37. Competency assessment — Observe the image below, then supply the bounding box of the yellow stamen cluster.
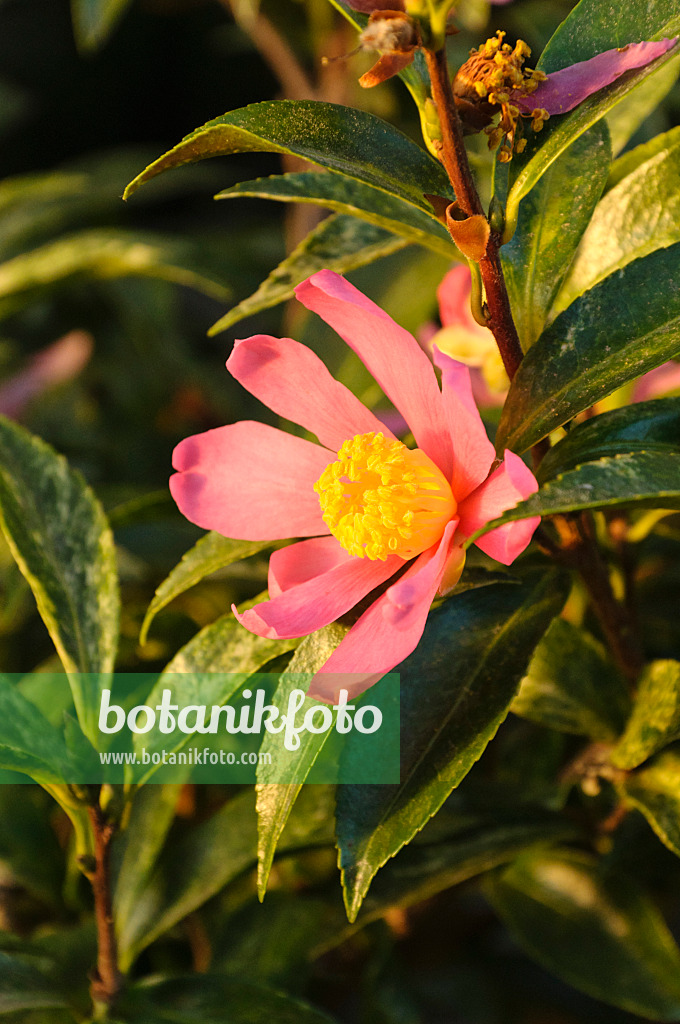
[314,431,456,561]
[453,31,549,161]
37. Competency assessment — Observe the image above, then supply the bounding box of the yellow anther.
[314,432,456,561]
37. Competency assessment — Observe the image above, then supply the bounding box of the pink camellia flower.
[170,270,539,701]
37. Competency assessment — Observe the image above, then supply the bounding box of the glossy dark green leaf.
[70,0,133,52]
[511,618,630,740]
[468,454,680,551]
[556,126,680,312]
[114,975,336,1024]
[351,789,578,931]
[216,172,454,257]
[496,244,680,453]
[538,398,680,482]
[140,533,274,645]
[256,624,347,899]
[486,848,680,1019]
[0,417,119,746]
[209,214,408,334]
[0,678,72,785]
[336,570,569,921]
[502,0,680,223]
[502,122,610,348]
[620,751,680,858]
[123,100,452,211]
[0,230,231,321]
[0,950,68,1013]
[612,660,680,769]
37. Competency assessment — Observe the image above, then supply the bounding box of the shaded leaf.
[209,214,408,334]
[511,618,630,740]
[123,100,453,212]
[612,660,680,769]
[502,122,610,348]
[0,950,68,1013]
[620,751,680,858]
[336,570,569,921]
[114,974,336,1024]
[216,171,454,257]
[486,848,680,1019]
[256,624,347,899]
[0,417,119,746]
[496,244,680,453]
[0,230,231,321]
[70,0,133,52]
[537,397,680,482]
[556,126,680,313]
[140,533,273,645]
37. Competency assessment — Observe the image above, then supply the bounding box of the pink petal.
[295,270,453,479]
[234,551,403,640]
[268,536,352,598]
[457,450,539,564]
[632,360,680,402]
[170,421,332,540]
[308,519,457,702]
[515,38,678,115]
[433,349,495,501]
[227,335,393,452]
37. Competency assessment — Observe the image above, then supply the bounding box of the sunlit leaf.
[612,660,680,769]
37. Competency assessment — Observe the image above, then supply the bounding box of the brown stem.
[424,46,524,380]
[88,805,122,1011]
[553,513,645,682]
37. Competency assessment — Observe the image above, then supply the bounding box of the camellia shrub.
[1,0,680,1021]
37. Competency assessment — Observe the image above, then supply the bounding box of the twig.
[423,46,524,381]
[87,805,122,1013]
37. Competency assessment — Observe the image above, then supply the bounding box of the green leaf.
[113,784,183,952]
[140,533,273,645]
[0,417,119,746]
[133,607,300,783]
[537,397,680,482]
[70,0,133,52]
[350,788,578,931]
[0,677,73,785]
[0,950,68,1013]
[118,784,334,968]
[114,975,336,1024]
[502,122,611,348]
[0,230,231,321]
[619,751,680,858]
[556,126,680,313]
[612,660,680,769]
[336,569,569,921]
[467,454,680,551]
[216,172,454,258]
[537,0,680,71]
[495,244,680,453]
[256,624,347,900]
[485,848,680,1019]
[605,54,680,156]
[511,619,631,740]
[501,0,680,232]
[123,100,453,212]
[209,214,408,334]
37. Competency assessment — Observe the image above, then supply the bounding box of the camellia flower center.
[314,431,456,561]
